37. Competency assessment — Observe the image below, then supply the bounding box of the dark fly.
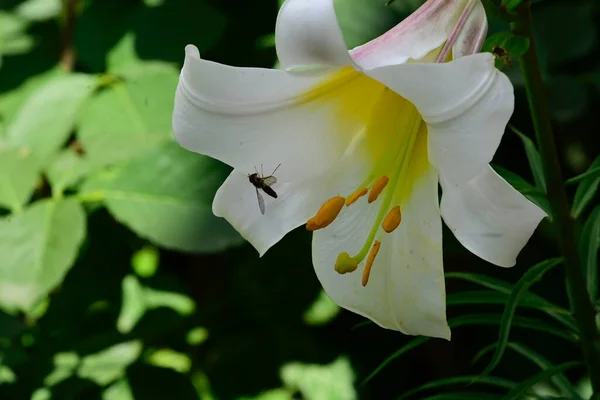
[248,164,281,215]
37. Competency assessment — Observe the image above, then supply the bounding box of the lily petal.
[350,0,470,69]
[275,0,354,70]
[365,53,514,185]
[312,166,449,339]
[452,0,487,58]
[173,45,366,182]
[441,166,547,267]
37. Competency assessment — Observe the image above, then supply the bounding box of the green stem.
[511,1,600,393]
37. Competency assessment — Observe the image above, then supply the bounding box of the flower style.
[172,0,546,339]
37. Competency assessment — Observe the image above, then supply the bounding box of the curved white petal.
[312,166,449,339]
[213,135,372,255]
[173,45,366,182]
[452,0,487,59]
[275,0,354,70]
[441,166,547,268]
[365,53,514,185]
[350,0,470,69]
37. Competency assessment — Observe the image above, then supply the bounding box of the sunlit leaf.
[422,393,502,400]
[478,258,562,378]
[445,272,576,330]
[0,365,16,384]
[146,349,191,373]
[572,156,600,219]
[103,378,134,400]
[45,148,91,194]
[0,198,86,312]
[396,375,515,400]
[281,357,356,400]
[7,74,97,164]
[80,141,243,253]
[503,362,582,400]
[473,342,581,399]
[131,245,159,278]
[77,341,142,386]
[509,124,546,192]
[186,327,209,346]
[43,352,80,387]
[303,290,341,326]
[15,0,61,21]
[0,145,39,212]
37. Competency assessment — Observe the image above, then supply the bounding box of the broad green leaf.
[15,0,61,21]
[333,0,398,48]
[445,272,576,330]
[482,31,530,70]
[0,198,86,312]
[7,74,97,164]
[492,165,550,215]
[303,290,341,326]
[503,362,583,400]
[45,148,91,194]
[107,32,142,73]
[44,352,80,387]
[362,313,574,384]
[580,206,600,301]
[77,341,142,386]
[572,156,600,219]
[478,258,562,379]
[473,342,581,399]
[0,145,39,212]
[397,375,516,400]
[103,379,134,400]
[509,125,546,192]
[280,357,356,400]
[78,63,178,169]
[0,12,34,66]
[80,141,244,253]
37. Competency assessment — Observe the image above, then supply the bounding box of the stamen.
[382,206,402,233]
[306,196,345,231]
[362,240,381,287]
[346,187,368,206]
[368,176,389,203]
[334,252,359,274]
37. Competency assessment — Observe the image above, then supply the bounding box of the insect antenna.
[270,163,281,176]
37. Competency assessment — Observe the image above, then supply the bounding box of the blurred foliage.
[0,0,599,399]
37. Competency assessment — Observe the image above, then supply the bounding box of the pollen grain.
[362,240,381,287]
[306,196,345,231]
[368,176,389,203]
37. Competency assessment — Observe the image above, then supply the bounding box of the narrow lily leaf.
[422,393,502,400]
[477,258,562,379]
[566,166,600,186]
[509,124,546,192]
[445,272,576,330]
[572,156,600,219]
[362,313,574,385]
[579,206,600,301]
[503,362,582,400]
[396,376,516,400]
[447,290,564,313]
[473,342,581,400]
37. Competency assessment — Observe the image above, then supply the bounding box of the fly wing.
[262,176,277,186]
[256,188,265,215]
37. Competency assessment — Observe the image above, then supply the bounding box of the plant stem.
[60,0,78,71]
[512,1,600,393]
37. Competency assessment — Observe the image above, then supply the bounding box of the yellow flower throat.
[302,68,430,286]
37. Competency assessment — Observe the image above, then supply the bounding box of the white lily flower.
[172,0,546,339]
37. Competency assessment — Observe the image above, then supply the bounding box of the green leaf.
[333,0,398,48]
[0,12,34,66]
[572,156,600,219]
[445,272,576,330]
[78,63,178,169]
[509,124,546,192]
[0,145,40,212]
[473,342,582,400]
[15,0,62,21]
[303,290,341,326]
[478,258,562,379]
[503,362,582,400]
[423,393,502,400]
[566,166,600,186]
[396,375,516,400]
[7,74,97,165]
[77,341,143,386]
[103,379,134,400]
[482,31,530,70]
[80,141,243,253]
[280,357,356,400]
[492,165,550,215]
[362,313,573,385]
[45,148,91,194]
[0,198,86,312]
[580,206,600,301]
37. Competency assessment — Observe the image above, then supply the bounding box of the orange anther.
[346,187,368,206]
[368,176,389,203]
[382,206,402,233]
[362,240,381,287]
[306,196,345,231]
